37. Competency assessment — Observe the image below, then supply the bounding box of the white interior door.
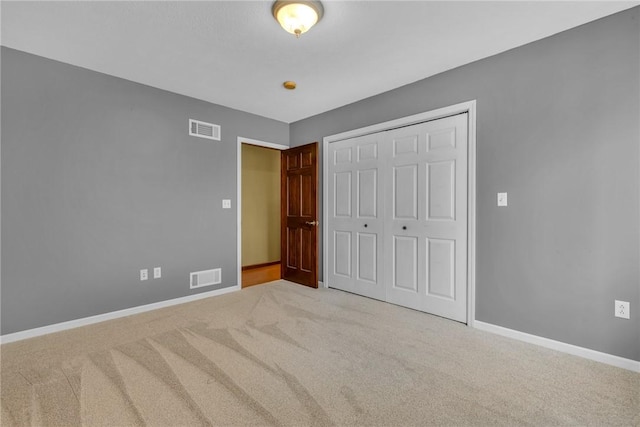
[327,112,468,323]
[384,114,468,322]
[327,133,385,300]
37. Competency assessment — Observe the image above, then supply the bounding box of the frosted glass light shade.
[272,1,324,38]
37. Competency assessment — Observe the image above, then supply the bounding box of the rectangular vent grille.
[190,268,222,289]
[189,119,221,141]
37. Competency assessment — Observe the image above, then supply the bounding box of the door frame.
[322,100,477,326]
[236,137,289,289]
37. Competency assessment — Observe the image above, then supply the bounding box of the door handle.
[305,221,319,226]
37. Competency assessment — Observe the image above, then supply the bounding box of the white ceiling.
[2,1,638,123]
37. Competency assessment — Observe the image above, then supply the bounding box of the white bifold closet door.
[328,113,468,323]
[327,132,386,301]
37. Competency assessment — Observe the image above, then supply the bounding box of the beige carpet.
[1,280,638,426]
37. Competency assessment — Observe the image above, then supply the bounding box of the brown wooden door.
[281,142,318,288]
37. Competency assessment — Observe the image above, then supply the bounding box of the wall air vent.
[190,268,222,289]
[189,119,221,141]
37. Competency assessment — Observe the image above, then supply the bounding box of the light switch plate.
[140,269,148,281]
[153,267,161,279]
[497,192,508,207]
[222,199,231,209]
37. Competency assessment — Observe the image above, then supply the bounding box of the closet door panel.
[385,114,468,322]
[426,238,456,300]
[427,160,456,221]
[334,171,352,217]
[327,133,385,300]
[357,169,377,218]
[333,231,352,278]
[392,236,418,293]
[393,165,418,220]
[421,114,467,321]
[357,232,377,283]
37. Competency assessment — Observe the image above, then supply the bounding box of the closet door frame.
[322,100,477,326]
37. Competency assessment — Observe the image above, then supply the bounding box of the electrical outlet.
[614,300,630,319]
[154,267,162,279]
[222,199,231,209]
[140,269,148,281]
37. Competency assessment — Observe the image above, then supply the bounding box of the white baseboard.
[0,285,240,345]
[474,320,640,373]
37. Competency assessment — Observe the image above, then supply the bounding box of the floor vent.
[189,119,221,141]
[190,268,222,289]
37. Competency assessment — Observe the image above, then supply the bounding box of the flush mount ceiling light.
[272,1,324,38]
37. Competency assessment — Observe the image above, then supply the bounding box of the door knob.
[364,224,368,228]
[305,221,319,226]
[402,226,407,230]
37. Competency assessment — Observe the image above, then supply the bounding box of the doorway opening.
[241,143,281,287]
[238,138,288,288]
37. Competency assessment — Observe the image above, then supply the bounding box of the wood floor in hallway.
[242,262,281,288]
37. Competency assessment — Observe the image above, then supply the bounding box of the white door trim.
[236,137,289,288]
[322,100,477,326]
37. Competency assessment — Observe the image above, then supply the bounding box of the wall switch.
[222,199,231,209]
[497,192,508,207]
[614,300,630,319]
[153,267,162,279]
[140,269,148,281]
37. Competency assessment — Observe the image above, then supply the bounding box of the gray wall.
[290,8,639,361]
[2,8,638,362]
[1,47,289,335]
